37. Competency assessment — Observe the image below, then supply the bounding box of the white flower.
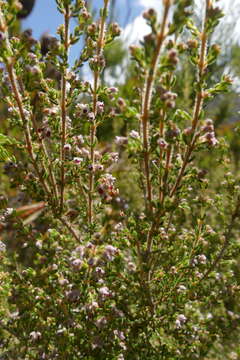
[73,157,83,164]
[197,254,207,264]
[96,101,104,113]
[115,136,128,145]
[0,241,6,252]
[129,130,140,139]
[114,222,123,231]
[206,313,213,320]
[5,208,13,216]
[77,147,90,158]
[99,286,111,298]
[58,278,69,286]
[75,245,85,258]
[86,301,99,312]
[103,245,119,262]
[95,267,105,277]
[105,245,118,255]
[71,258,82,270]
[76,103,89,115]
[30,331,41,341]
[177,284,187,293]
[114,329,125,340]
[104,173,116,184]
[175,314,187,328]
[109,152,119,163]
[75,134,84,145]
[36,240,42,249]
[64,143,71,151]
[178,314,187,323]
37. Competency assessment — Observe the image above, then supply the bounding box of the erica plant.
[0,0,240,359]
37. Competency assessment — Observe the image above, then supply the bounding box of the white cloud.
[122,15,150,44]
[122,0,164,45]
[138,0,161,9]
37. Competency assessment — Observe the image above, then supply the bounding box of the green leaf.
[173,109,192,123]
[0,134,17,162]
[0,133,17,145]
[0,145,15,162]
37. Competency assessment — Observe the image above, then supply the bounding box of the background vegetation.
[1,0,240,359]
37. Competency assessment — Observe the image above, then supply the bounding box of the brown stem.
[77,177,88,204]
[0,9,80,243]
[146,144,172,254]
[31,112,59,205]
[159,110,165,204]
[162,145,172,197]
[170,0,210,198]
[42,140,59,203]
[60,5,70,212]
[88,73,98,225]
[141,2,171,214]
[169,137,196,197]
[7,63,51,197]
[59,216,80,243]
[88,0,109,225]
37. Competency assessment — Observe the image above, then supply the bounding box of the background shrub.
[0,0,240,359]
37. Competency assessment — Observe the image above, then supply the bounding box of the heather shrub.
[0,0,240,359]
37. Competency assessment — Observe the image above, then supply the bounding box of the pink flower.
[129,130,140,139]
[73,157,83,164]
[99,286,111,298]
[115,136,128,145]
[64,143,71,151]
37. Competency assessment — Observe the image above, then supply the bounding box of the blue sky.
[22,0,143,38]
[21,0,240,43]
[22,0,146,66]
[21,0,240,72]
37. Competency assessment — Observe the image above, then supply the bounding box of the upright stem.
[170,0,210,198]
[7,64,51,198]
[31,112,59,205]
[159,109,165,204]
[0,11,51,197]
[60,5,70,212]
[0,7,80,242]
[141,1,171,214]
[88,0,109,225]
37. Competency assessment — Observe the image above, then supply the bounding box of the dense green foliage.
[1,0,240,359]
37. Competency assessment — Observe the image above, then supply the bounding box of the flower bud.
[109,22,121,37]
[187,39,199,49]
[87,23,97,36]
[117,97,126,108]
[143,8,157,21]
[157,138,168,150]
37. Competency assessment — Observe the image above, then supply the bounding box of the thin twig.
[31,111,59,205]
[141,1,171,214]
[0,8,49,195]
[88,0,109,224]
[59,216,80,243]
[60,5,70,212]
[158,109,166,204]
[6,63,51,197]
[170,0,210,198]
